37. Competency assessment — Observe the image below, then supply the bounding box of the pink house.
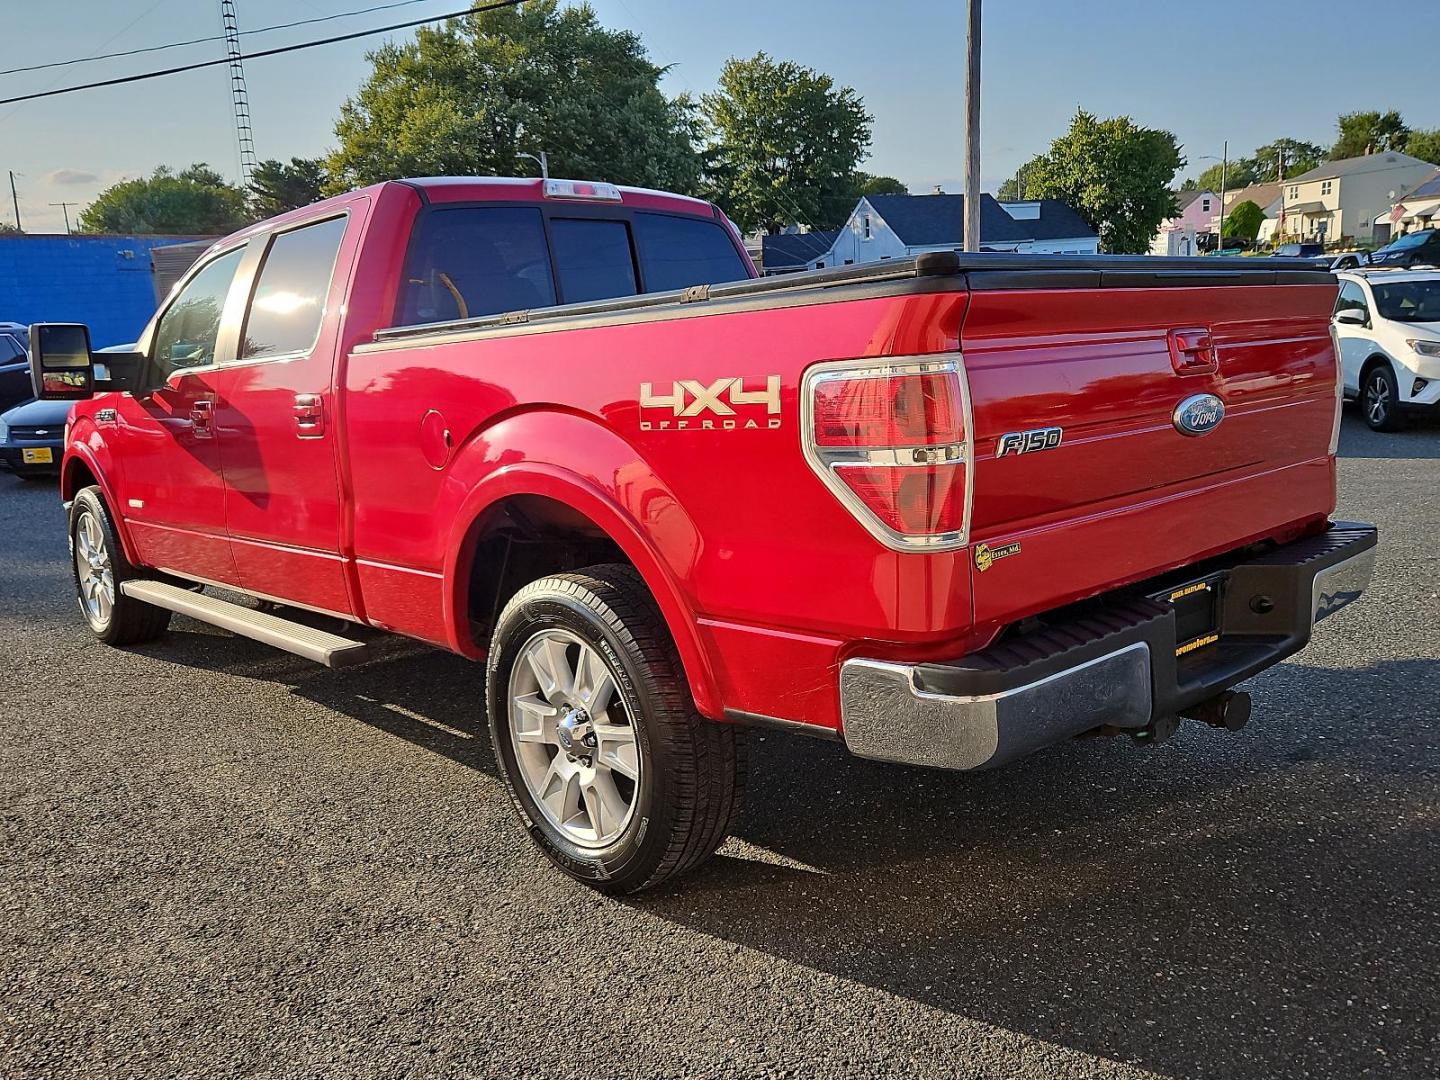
[1151,189,1222,255]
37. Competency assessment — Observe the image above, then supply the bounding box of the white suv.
[1332,269,1440,431]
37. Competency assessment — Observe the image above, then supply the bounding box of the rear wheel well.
[464,494,631,648]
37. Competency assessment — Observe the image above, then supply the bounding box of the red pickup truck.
[30,176,1376,892]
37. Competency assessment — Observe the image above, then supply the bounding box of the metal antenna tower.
[221,0,258,184]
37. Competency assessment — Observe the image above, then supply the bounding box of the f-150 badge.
[996,426,1063,457]
[640,376,782,431]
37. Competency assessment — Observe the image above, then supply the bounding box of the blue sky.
[4,0,1438,233]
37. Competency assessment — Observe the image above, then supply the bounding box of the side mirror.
[1333,308,1367,327]
[28,323,95,400]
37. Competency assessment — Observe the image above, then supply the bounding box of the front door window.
[151,248,245,381]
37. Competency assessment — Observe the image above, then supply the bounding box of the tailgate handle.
[1169,327,1217,374]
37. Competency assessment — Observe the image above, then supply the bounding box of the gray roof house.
[763,192,1099,273]
[759,229,842,274]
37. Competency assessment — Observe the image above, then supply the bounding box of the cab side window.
[1333,280,1369,324]
[151,247,245,380]
[240,215,348,360]
[633,213,749,292]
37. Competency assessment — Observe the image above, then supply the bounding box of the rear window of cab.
[395,206,748,326]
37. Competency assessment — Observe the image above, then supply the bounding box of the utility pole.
[1277,146,1286,241]
[1218,140,1228,245]
[49,201,76,234]
[962,0,982,252]
[8,171,21,232]
[221,0,258,185]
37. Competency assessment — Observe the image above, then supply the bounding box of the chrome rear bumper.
[840,522,1377,772]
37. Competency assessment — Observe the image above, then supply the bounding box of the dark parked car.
[0,396,68,479]
[1368,229,1440,268]
[0,322,31,413]
[1273,242,1326,259]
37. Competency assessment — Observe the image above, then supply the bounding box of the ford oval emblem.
[1173,393,1225,437]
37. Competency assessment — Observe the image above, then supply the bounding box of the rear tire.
[69,486,172,646]
[486,564,745,893]
[1360,362,1404,432]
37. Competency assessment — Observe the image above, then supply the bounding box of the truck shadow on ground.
[137,622,1439,1080]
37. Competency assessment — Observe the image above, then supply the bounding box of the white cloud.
[45,168,98,186]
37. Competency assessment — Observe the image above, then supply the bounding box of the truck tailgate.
[961,274,1339,627]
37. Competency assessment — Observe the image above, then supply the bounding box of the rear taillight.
[802,357,971,550]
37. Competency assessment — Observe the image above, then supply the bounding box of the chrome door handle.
[190,398,215,439]
[293,394,325,438]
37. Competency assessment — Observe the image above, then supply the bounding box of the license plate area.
[21,447,54,464]
[1150,573,1225,656]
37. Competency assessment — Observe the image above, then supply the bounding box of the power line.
[0,0,436,79]
[0,1,520,109]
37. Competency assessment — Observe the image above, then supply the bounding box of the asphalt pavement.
[2,411,1437,1079]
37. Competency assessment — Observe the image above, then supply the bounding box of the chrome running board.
[119,580,370,668]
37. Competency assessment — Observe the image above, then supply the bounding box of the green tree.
[1332,110,1409,159]
[248,157,328,218]
[1253,138,1323,181]
[1223,199,1265,241]
[854,173,907,197]
[700,52,871,233]
[328,0,700,194]
[1015,110,1184,253]
[997,155,1044,201]
[77,164,248,235]
[1405,128,1440,166]
[1194,157,1257,193]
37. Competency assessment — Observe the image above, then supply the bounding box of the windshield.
[1385,231,1432,251]
[1371,280,1440,322]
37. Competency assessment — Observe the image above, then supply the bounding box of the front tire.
[69,486,171,646]
[1361,363,1404,432]
[486,564,745,893]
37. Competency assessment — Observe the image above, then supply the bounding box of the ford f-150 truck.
[28,176,1377,893]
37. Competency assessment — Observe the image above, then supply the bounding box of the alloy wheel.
[73,509,114,628]
[1364,373,1391,428]
[507,628,640,848]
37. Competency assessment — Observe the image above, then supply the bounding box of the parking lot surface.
[2,413,1437,1079]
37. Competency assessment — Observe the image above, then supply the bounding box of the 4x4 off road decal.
[639,376,782,432]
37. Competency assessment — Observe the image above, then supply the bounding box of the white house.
[762,192,1098,272]
[1276,152,1437,244]
[1375,170,1440,244]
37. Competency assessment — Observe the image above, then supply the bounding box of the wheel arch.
[442,459,722,720]
[61,444,140,564]
[1359,353,1395,383]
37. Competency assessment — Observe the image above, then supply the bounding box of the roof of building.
[1174,189,1218,211]
[760,229,841,270]
[1405,170,1440,202]
[863,193,1096,246]
[1225,182,1282,211]
[1288,151,1438,185]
